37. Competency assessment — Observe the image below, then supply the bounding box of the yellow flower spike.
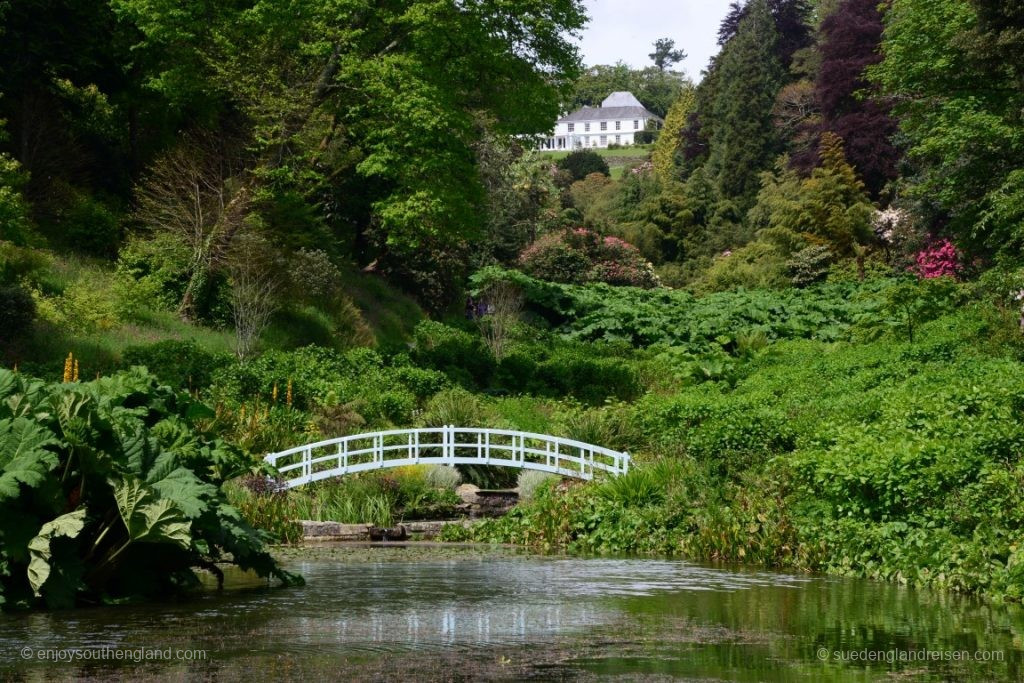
[272,383,279,403]
[286,378,293,407]
[73,360,80,383]
[63,353,73,383]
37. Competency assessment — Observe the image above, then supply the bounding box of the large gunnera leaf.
[27,509,87,596]
[114,478,192,549]
[0,418,60,501]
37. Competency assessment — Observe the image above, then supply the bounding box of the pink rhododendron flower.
[911,239,961,279]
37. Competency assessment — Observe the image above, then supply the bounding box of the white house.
[540,92,663,150]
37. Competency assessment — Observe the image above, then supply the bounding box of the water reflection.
[1,548,1021,681]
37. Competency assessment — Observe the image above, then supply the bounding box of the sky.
[577,0,736,79]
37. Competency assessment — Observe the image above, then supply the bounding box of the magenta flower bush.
[519,228,660,288]
[912,239,961,279]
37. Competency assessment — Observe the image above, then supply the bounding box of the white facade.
[540,92,662,150]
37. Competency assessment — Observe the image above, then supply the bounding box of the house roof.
[602,91,644,108]
[556,91,662,124]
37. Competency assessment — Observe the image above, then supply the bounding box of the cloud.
[576,0,735,78]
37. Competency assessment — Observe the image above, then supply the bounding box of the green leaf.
[27,509,86,596]
[114,478,192,549]
[0,418,61,501]
[150,467,216,519]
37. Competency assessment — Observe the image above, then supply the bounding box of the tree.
[475,280,523,360]
[871,0,1024,255]
[566,63,690,118]
[751,133,874,255]
[814,0,899,197]
[652,86,697,182]
[114,0,588,296]
[771,81,819,159]
[706,0,785,210]
[649,38,686,72]
[227,232,282,360]
[474,133,560,266]
[132,136,251,321]
[557,150,610,181]
[717,0,813,69]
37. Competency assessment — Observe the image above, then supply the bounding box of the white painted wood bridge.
[264,426,631,490]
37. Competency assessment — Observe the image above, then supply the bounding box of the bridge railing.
[264,426,630,489]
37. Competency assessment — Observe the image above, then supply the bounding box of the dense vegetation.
[1,0,1024,610]
[0,367,299,609]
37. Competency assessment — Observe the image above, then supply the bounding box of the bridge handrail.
[263,426,630,489]
[264,427,625,462]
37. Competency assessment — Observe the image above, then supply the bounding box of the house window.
[615,135,621,143]
[568,123,574,132]
[600,121,607,131]
[584,122,590,132]
[600,135,607,145]
[615,121,621,130]
[634,120,639,129]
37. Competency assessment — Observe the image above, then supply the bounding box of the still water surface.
[1,545,1022,681]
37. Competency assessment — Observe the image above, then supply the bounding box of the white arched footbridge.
[264,426,630,490]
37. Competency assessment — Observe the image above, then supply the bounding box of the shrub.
[518,231,592,284]
[519,228,660,289]
[517,470,556,503]
[425,465,463,490]
[418,387,485,427]
[556,149,610,181]
[32,271,122,334]
[912,238,962,279]
[411,320,494,387]
[0,154,33,246]
[54,189,122,257]
[536,348,639,404]
[122,340,232,392]
[787,245,834,287]
[0,284,36,342]
[696,242,790,293]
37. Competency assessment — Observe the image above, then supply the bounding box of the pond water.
[2,545,1022,681]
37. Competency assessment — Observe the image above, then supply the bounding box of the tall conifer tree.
[706,0,785,211]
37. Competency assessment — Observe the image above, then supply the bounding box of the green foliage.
[123,340,232,392]
[459,298,1024,600]
[0,367,299,610]
[651,87,696,182]
[288,470,459,525]
[477,266,889,349]
[557,150,611,181]
[49,187,122,258]
[870,0,1024,255]
[0,154,32,246]
[696,242,790,293]
[411,321,494,388]
[750,135,875,255]
[211,345,447,422]
[860,276,964,343]
[0,285,36,342]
